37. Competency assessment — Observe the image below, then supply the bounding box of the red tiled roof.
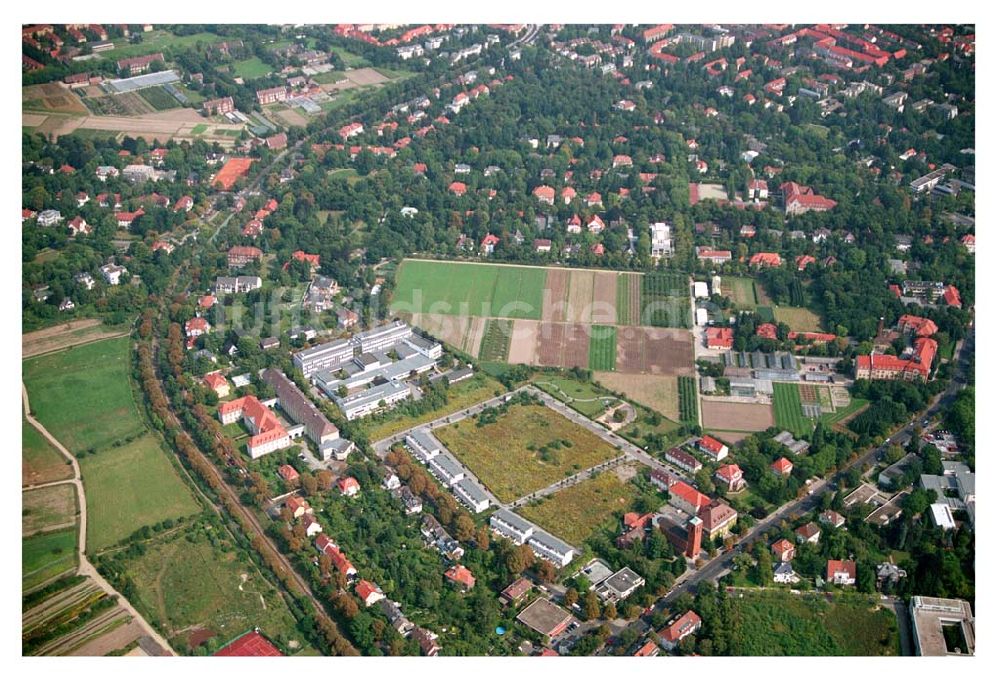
[698,501,737,531]
[750,252,782,267]
[278,464,299,482]
[203,372,227,390]
[715,464,742,481]
[796,255,817,271]
[943,285,962,307]
[669,480,711,511]
[705,327,734,349]
[337,476,360,493]
[772,457,793,474]
[756,323,778,340]
[659,610,700,643]
[771,538,795,556]
[448,181,467,195]
[827,559,856,580]
[356,579,382,602]
[897,314,938,337]
[788,331,836,343]
[445,564,476,588]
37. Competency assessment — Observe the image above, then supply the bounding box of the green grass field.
[722,276,759,309]
[330,45,371,67]
[23,527,77,591]
[79,434,200,553]
[756,305,776,323]
[23,415,73,486]
[103,30,224,60]
[517,471,638,546]
[773,307,823,332]
[191,123,208,135]
[311,70,349,85]
[391,260,546,320]
[23,484,77,535]
[23,337,145,454]
[434,402,621,503]
[772,383,815,437]
[727,591,899,655]
[588,326,617,371]
[479,319,513,362]
[819,398,869,427]
[531,376,618,419]
[231,57,272,79]
[362,372,504,441]
[121,521,310,654]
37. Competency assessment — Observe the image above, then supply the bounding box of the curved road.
[22,382,176,656]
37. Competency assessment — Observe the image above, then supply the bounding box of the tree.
[602,602,618,620]
[583,591,601,620]
[564,588,579,608]
[454,513,475,542]
[301,473,318,496]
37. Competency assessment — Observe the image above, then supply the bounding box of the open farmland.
[517,470,640,546]
[114,520,311,654]
[391,259,545,319]
[593,372,681,421]
[22,319,130,358]
[23,484,78,536]
[535,322,591,369]
[615,326,694,375]
[137,86,181,111]
[640,273,691,328]
[434,401,621,503]
[23,528,78,591]
[678,376,699,423]
[772,383,815,437]
[773,306,823,332]
[701,399,775,432]
[479,319,513,362]
[79,434,201,553]
[23,416,73,486]
[616,273,642,326]
[725,591,899,655]
[588,325,617,371]
[23,336,145,454]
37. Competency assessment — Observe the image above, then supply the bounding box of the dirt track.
[22,320,129,358]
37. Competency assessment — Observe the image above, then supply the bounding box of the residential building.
[214,276,262,295]
[771,538,796,562]
[826,559,857,586]
[355,580,386,607]
[698,435,729,461]
[227,245,263,268]
[715,464,747,492]
[444,564,476,590]
[795,522,821,545]
[217,395,295,458]
[657,610,701,650]
[650,222,673,258]
[516,598,573,640]
[100,263,127,285]
[594,567,645,603]
[664,447,702,473]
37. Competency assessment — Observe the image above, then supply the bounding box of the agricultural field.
[678,376,699,424]
[721,276,759,310]
[588,325,617,371]
[434,401,621,503]
[640,273,691,328]
[773,306,823,332]
[22,319,131,357]
[772,383,816,437]
[230,57,273,79]
[23,528,77,591]
[82,92,155,116]
[362,372,505,442]
[533,322,591,370]
[393,260,545,320]
[479,319,513,362]
[113,520,310,654]
[23,416,73,486]
[517,470,639,546]
[22,577,131,656]
[726,591,899,656]
[79,434,201,553]
[23,336,145,454]
[701,399,775,432]
[615,326,694,375]
[594,372,681,422]
[616,273,642,326]
[23,484,78,536]
[137,86,180,111]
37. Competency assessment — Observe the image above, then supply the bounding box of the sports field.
[231,57,272,79]
[434,402,621,503]
[517,470,639,546]
[23,416,73,486]
[121,521,308,653]
[79,434,200,553]
[588,325,617,371]
[773,307,823,332]
[23,337,145,454]
[392,260,546,320]
[23,527,77,591]
[721,276,759,310]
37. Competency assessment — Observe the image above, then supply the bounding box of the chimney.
[685,515,703,559]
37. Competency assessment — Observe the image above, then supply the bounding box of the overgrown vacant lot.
[22,416,73,486]
[726,591,899,656]
[391,260,546,319]
[79,434,200,553]
[773,306,823,332]
[517,470,639,546]
[434,402,621,503]
[114,521,308,654]
[23,337,145,453]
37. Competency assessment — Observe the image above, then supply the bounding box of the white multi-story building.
[650,222,674,259]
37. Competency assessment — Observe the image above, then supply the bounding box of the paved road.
[22,383,177,656]
[632,322,974,628]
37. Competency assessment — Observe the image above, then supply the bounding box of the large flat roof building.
[910,596,975,656]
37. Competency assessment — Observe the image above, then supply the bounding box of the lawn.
[773,306,823,332]
[721,276,758,310]
[772,383,815,437]
[22,416,73,486]
[391,260,546,320]
[231,57,273,79]
[330,45,371,67]
[362,372,505,441]
[103,30,225,59]
[531,375,619,418]
[120,521,310,654]
[23,336,145,454]
[23,484,77,535]
[726,591,899,655]
[517,471,639,546]
[434,401,622,503]
[819,398,870,427]
[79,434,201,553]
[311,70,349,85]
[23,527,77,591]
[588,325,617,371]
[479,319,513,362]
